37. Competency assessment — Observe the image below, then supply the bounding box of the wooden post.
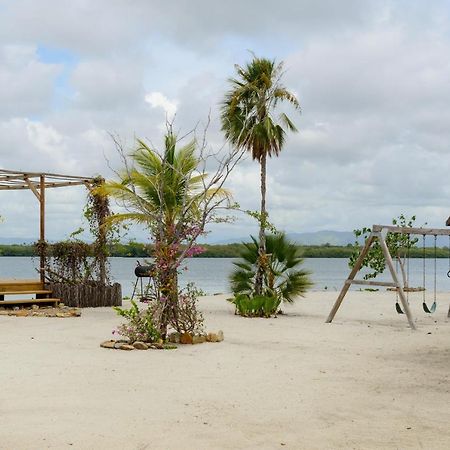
[326,233,375,323]
[39,175,45,283]
[97,179,107,286]
[376,231,416,330]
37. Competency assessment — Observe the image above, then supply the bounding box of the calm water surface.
[1,257,449,296]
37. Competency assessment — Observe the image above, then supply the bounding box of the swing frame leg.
[377,232,416,330]
[326,233,375,323]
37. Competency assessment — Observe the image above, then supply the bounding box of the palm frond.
[229,233,312,303]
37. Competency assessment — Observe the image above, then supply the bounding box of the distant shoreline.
[0,243,449,258]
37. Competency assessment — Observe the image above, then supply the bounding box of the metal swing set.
[326,222,450,330]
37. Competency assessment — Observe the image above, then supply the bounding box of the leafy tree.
[229,233,312,316]
[221,55,300,295]
[349,214,419,287]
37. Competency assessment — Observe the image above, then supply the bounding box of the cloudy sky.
[1,0,450,243]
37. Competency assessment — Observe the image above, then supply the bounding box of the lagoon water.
[1,256,450,296]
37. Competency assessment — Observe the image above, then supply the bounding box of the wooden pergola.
[0,168,97,282]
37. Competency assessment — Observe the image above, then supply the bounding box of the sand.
[1,290,450,449]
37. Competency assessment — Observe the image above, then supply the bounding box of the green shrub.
[114,300,161,343]
[230,294,281,318]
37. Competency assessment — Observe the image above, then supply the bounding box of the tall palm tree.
[221,55,300,295]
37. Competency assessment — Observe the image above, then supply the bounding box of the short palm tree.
[221,56,300,295]
[230,233,312,308]
[98,132,217,336]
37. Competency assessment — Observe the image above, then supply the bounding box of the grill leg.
[131,278,139,301]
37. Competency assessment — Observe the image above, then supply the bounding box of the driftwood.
[48,282,122,308]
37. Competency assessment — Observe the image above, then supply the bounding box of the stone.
[118,344,134,351]
[16,309,29,317]
[58,303,65,308]
[100,340,116,349]
[0,310,9,315]
[152,342,164,349]
[69,309,81,317]
[133,341,149,350]
[180,333,193,345]
[217,330,224,342]
[206,333,219,343]
[192,335,206,344]
[31,304,39,310]
[13,306,19,311]
[56,312,66,318]
[168,332,181,344]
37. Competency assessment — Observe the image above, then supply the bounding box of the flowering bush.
[170,283,205,335]
[113,300,161,343]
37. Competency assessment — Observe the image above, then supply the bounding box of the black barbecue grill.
[131,261,155,301]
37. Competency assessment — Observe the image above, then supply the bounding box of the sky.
[1,0,450,243]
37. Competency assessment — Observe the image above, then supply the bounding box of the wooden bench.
[0,279,60,308]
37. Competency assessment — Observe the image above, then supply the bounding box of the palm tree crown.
[98,132,205,230]
[221,56,300,162]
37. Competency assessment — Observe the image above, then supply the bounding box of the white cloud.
[144,92,178,121]
[0,44,60,118]
[2,1,450,241]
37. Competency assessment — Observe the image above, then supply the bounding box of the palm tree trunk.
[254,153,267,295]
[159,267,178,340]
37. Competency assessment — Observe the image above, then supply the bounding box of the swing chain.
[447,234,450,278]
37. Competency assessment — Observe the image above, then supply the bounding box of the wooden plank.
[0,181,88,190]
[376,231,416,330]
[0,168,95,181]
[372,224,450,236]
[346,279,398,288]
[0,174,29,182]
[326,233,375,323]
[0,298,59,306]
[0,281,44,292]
[0,290,52,296]
[24,177,41,200]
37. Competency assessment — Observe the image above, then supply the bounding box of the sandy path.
[1,291,450,449]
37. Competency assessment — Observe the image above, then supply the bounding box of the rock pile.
[100,339,176,350]
[168,330,224,344]
[0,304,81,318]
[100,330,224,351]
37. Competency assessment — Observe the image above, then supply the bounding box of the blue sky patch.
[37,45,78,111]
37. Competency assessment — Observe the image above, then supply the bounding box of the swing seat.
[422,301,436,314]
[395,302,405,314]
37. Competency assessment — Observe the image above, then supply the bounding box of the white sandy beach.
[1,290,450,450]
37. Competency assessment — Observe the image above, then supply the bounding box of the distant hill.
[215,230,356,246]
[286,231,355,246]
[215,229,450,247]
